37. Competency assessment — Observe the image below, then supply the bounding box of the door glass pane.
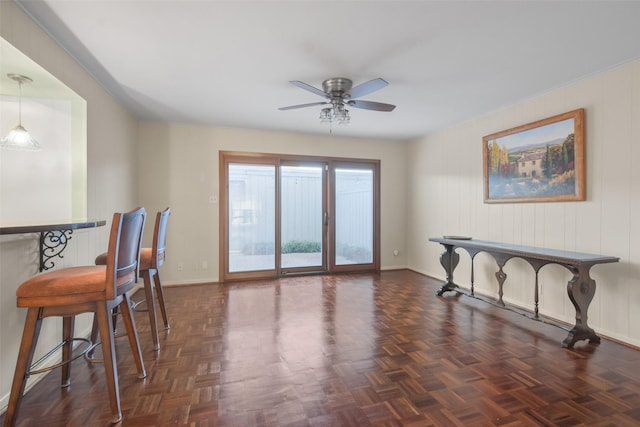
[281,165,323,269]
[228,163,275,272]
[335,167,373,265]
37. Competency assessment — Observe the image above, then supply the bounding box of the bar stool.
[92,207,171,351]
[4,208,147,426]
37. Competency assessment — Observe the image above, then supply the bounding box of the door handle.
[324,211,329,226]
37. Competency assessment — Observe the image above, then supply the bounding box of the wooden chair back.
[151,207,171,269]
[105,207,146,300]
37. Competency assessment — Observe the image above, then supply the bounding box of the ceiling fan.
[279,77,396,124]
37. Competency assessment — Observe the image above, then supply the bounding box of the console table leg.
[470,257,475,296]
[490,254,512,307]
[534,271,540,318]
[436,244,459,296]
[562,265,600,348]
[495,265,507,307]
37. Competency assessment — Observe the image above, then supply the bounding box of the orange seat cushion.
[17,266,107,299]
[139,248,152,270]
[94,252,107,265]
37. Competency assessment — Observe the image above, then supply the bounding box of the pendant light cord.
[17,79,23,127]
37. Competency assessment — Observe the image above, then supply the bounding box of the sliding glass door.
[334,165,374,267]
[221,153,379,281]
[227,163,276,274]
[280,162,327,273]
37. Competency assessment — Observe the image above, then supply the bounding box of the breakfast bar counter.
[1,219,106,271]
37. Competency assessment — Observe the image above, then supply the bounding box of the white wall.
[0,97,73,222]
[137,123,409,284]
[407,59,640,347]
[0,1,139,411]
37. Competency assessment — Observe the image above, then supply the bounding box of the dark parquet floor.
[2,270,640,426]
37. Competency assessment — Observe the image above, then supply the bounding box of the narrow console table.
[429,237,619,348]
[1,219,106,271]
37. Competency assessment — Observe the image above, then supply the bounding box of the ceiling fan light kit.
[280,77,395,127]
[320,106,350,126]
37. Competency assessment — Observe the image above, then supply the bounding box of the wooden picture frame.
[483,108,585,203]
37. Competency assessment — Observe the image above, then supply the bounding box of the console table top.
[429,237,620,265]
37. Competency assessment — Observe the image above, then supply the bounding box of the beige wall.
[407,59,640,347]
[137,123,409,284]
[0,2,139,410]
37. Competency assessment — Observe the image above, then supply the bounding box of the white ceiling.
[15,0,640,141]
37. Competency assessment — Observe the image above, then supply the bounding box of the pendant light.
[1,73,41,151]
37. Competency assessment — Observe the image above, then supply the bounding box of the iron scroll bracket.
[39,229,74,272]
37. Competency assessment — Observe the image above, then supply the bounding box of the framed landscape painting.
[483,108,585,203]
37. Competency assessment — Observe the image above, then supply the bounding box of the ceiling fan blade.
[347,100,396,112]
[278,101,328,111]
[289,81,327,98]
[347,78,388,99]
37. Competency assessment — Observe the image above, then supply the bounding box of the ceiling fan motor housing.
[322,78,353,97]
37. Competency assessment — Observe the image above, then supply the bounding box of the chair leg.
[120,293,147,379]
[95,303,122,424]
[111,305,119,333]
[61,316,75,387]
[4,307,43,427]
[142,269,160,351]
[153,270,170,330]
[87,314,99,359]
